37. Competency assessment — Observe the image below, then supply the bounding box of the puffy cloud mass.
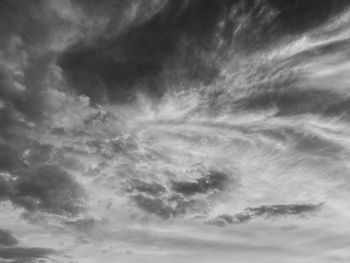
[0,165,85,215]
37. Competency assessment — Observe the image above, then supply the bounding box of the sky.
[1,1,350,262]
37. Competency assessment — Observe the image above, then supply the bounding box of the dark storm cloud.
[58,0,230,103]
[0,229,18,247]
[0,247,55,261]
[13,165,85,215]
[208,203,323,226]
[0,0,347,113]
[0,0,66,124]
[0,228,54,262]
[0,143,24,172]
[171,170,229,196]
[268,0,350,34]
[0,1,95,220]
[0,164,85,216]
[58,0,273,102]
[0,175,13,201]
[74,0,168,39]
[58,0,350,103]
[0,2,72,206]
[0,229,56,262]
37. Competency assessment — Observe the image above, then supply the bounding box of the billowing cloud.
[0,164,85,216]
[13,165,85,215]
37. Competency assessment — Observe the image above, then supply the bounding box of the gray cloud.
[236,85,350,119]
[0,229,55,262]
[58,0,226,103]
[0,164,85,216]
[126,179,166,197]
[0,176,12,201]
[65,217,97,233]
[13,165,85,215]
[0,143,24,173]
[0,0,68,125]
[171,170,230,196]
[132,193,203,219]
[247,203,323,217]
[57,0,350,104]
[0,229,18,247]
[132,195,174,219]
[0,0,348,121]
[128,170,233,219]
[209,203,323,226]
[0,0,90,221]
[0,247,55,261]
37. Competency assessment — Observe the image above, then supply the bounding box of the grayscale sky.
[1,1,350,262]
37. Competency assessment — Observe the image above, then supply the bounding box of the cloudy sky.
[1,1,350,262]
